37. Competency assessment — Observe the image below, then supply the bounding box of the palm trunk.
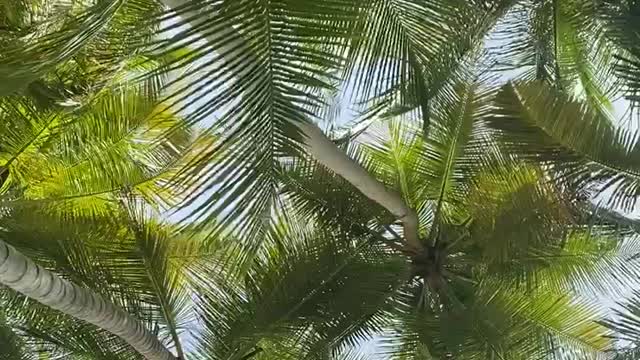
[297,123,421,249]
[0,240,175,360]
[160,0,422,251]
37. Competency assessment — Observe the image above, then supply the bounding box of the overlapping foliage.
[4,0,640,359]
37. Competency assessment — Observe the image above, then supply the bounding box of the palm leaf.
[383,281,609,359]
[0,0,124,95]
[0,309,30,360]
[278,146,391,238]
[603,290,640,357]
[343,0,510,119]
[493,0,617,115]
[487,81,640,211]
[190,218,408,360]
[597,0,640,107]
[152,0,358,248]
[0,0,161,96]
[1,83,204,221]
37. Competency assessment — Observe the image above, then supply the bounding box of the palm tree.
[0,10,207,353]
[278,86,640,358]
[0,78,633,359]
[3,0,640,359]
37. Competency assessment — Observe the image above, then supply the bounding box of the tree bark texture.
[0,240,175,360]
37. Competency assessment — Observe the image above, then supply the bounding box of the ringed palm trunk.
[160,0,422,251]
[0,240,175,360]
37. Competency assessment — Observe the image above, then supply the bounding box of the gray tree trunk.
[0,240,175,360]
[160,0,422,251]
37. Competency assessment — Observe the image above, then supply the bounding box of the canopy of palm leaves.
[4,0,640,359]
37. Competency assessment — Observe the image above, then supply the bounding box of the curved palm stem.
[298,122,421,250]
[0,240,175,360]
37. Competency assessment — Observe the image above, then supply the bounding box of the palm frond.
[278,146,391,238]
[0,0,160,96]
[190,218,408,360]
[0,82,204,221]
[343,0,510,117]
[0,309,30,360]
[492,0,617,115]
[464,162,640,295]
[487,81,640,211]
[605,288,640,341]
[153,0,357,248]
[597,0,640,107]
[383,281,609,359]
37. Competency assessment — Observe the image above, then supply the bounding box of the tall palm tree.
[0,73,635,359]
[277,83,640,358]
[3,0,640,359]
[1,187,633,360]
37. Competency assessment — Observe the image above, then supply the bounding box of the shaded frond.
[383,281,609,359]
[487,81,640,211]
[190,220,408,360]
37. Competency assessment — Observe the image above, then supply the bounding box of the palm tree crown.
[3,0,640,359]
